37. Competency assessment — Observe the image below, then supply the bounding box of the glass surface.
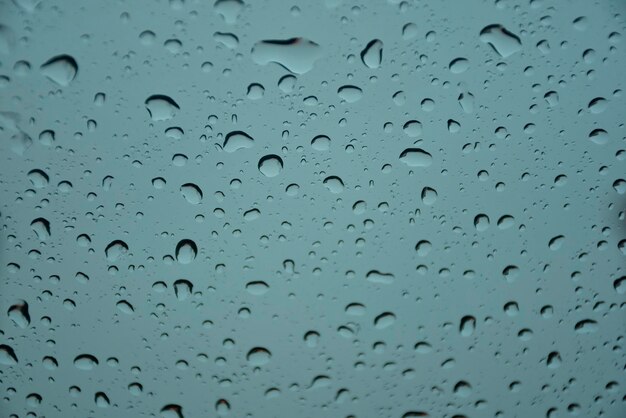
[0,0,625,417]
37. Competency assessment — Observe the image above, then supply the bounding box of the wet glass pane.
[0,0,625,417]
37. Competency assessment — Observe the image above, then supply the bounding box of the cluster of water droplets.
[0,0,625,417]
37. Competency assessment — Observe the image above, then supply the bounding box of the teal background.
[0,0,624,417]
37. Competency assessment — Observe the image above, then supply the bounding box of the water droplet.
[116,300,134,314]
[278,74,296,92]
[449,57,469,74]
[174,279,193,301]
[161,404,184,418]
[323,176,344,193]
[30,217,51,241]
[95,392,110,408]
[473,214,490,231]
[360,39,383,69]
[366,270,394,284]
[258,154,283,177]
[40,55,78,86]
[414,341,433,354]
[345,303,366,316]
[145,95,180,121]
[546,351,562,369]
[175,239,197,264]
[459,315,476,337]
[548,235,565,251]
[403,411,429,417]
[401,23,418,40]
[588,128,609,145]
[304,331,320,347]
[251,38,322,74]
[374,312,396,329]
[479,24,522,58]
[0,344,18,365]
[399,148,432,167]
[246,83,264,99]
[214,0,244,24]
[588,97,607,114]
[213,31,239,49]
[415,240,432,257]
[223,130,254,152]
[337,85,363,103]
[180,183,203,204]
[8,300,30,328]
[245,280,269,295]
[421,187,437,205]
[73,354,98,370]
[27,169,49,188]
[403,120,422,137]
[311,135,331,151]
[105,240,129,262]
[247,347,271,366]
[574,319,598,334]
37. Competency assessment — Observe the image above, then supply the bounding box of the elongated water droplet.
[460,315,476,337]
[399,148,432,167]
[251,38,322,74]
[360,39,383,69]
[0,344,18,365]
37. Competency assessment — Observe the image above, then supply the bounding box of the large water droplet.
[449,57,469,74]
[366,270,394,284]
[105,240,129,262]
[175,239,197,264]
[247,347,271,366]
[479,24,522,58]
[161,404,184,418]
[180,183,203,204]
[74,354,99,370]
[459,315,476,337]
[251,38,322,74]
[27,169,49,188]
[245,280,269,295]
[214,0,244,24]
[323,175,344,193]
[360,39,383,69]
[145,95,180,121]
[0,344,18,365]
[40,55,78,86]
[30,217,51,241]
[258,154,283,177]
[399,148,432,167]
[337,85,363,103]
[174,279,193,301]
[588,128,609,145]
[374,312,396,329]
[223,130,254,152]
[311,135,331,151]
[8,300,30,328]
